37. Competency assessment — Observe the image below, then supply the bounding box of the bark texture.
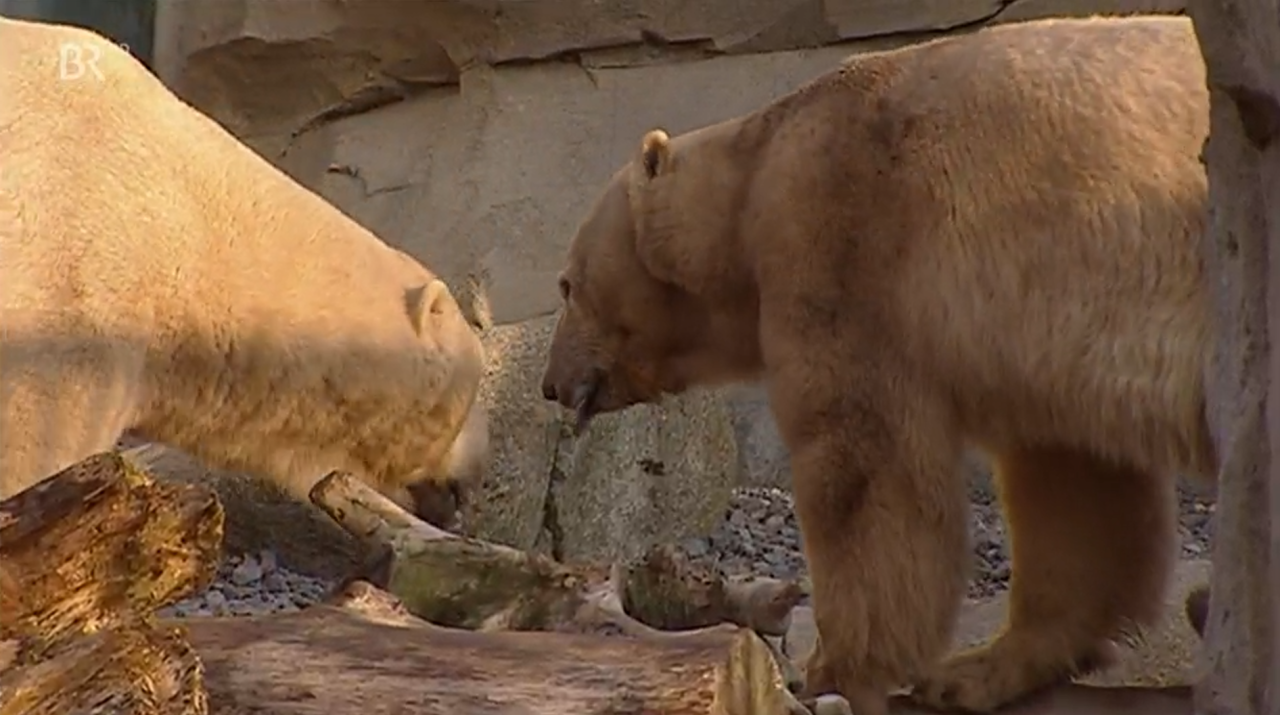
[0,451,224,715]
[1184,4,1280,713]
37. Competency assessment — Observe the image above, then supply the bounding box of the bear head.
[406,400,489,531]
[540,127,762,434]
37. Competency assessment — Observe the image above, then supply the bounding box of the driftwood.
[178,580,804,714]
[0,622,207,715]
[307,470,805,638]
[0,451,224,715]
[168,580,1196,715]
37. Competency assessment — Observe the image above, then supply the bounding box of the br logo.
[58,41,128,81]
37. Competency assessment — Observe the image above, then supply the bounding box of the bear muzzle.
[541,367,605,436]
[407,479,468,532]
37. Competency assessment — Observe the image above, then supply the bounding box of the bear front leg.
[912,445,1177,712]
[775,380,971,714]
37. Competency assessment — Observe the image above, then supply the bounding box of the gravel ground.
[157,550,333,618]
[161,477,1217,617]
[685,479,1217,600]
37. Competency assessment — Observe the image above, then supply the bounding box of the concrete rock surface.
[546,385,738,563]
[465,314,738,563]
[458,317,559,552]
[149,0,1188,520]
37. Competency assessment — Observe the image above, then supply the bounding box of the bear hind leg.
[912,445,1176,712]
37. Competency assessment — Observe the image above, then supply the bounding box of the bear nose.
[541,380,558,402]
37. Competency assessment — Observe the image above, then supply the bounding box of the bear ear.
[640,129,671,180]
[406,279,454,336]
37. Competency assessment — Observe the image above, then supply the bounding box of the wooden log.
[0,451,224,664]
[176,579,802,715]
[0,621,207,715]
[169,579,1193,715]
[0,450,221,715]
[308,470,803,636]
[620,543,804,637]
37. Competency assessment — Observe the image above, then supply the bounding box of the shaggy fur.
[540,14,1216,714]
[0,18,487,516]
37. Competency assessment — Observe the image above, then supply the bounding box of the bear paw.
[911,636,1114,713]
[911,646,1028,713]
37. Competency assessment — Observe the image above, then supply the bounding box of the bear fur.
[540,14,1215,714]
[0,17,487,520]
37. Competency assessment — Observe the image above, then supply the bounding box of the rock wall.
[147,0,1186,558]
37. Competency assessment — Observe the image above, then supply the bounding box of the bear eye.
[558,276,572,301]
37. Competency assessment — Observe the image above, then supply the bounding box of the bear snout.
[540,367,607,435]
[407,479,465,532]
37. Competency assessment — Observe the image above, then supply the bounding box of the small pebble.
[263,572,289,592]
[682,537,710,558]
[231,557,263,586]
[158,548,335,620]
[204,589,227,609]
[259,549,279,573]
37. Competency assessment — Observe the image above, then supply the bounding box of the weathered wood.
[177,579,800,715]
[308,470,802,636]
[1184,3,1280,713]
[0,450,224,664]
[0,621,207,715]
[621,544,804,637]
[169,580,1194,715]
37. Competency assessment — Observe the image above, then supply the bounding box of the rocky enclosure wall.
[146,0,1185,560]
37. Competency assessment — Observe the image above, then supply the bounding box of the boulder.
[459,317,560,552]
[465,314,739,564]
[727,385,791,490]
[548,385,738,564]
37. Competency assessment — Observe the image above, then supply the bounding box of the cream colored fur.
[541,14,1215,714]
[0,18,486,511]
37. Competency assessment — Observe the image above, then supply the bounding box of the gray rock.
[258,549,279,573]
[263,571,289,592]
[231,556,264,586]
[725,385,792,490]
[552,384,739,565]
[682,537,710,558]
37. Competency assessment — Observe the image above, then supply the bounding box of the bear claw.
[910,647,1032,714]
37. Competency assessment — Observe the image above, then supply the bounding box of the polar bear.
[539,14,1215,715]
[0,17,487,519]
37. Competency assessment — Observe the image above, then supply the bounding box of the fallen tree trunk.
[0,450,224,715]
[179,579,802,715]
[173,579,1193,715]
[0,451,224,658]
[0,622,207,715]
[307,471,804,637]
